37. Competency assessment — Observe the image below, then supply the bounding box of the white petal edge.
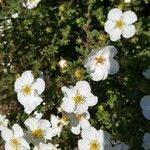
[12,124,24,137]
[32,78,45,95]
[122,25,136,38]
[122,11,137,25]
[108,8,123,21]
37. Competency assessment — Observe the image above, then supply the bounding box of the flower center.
[32,128,44,139]
[95,56,105,65]
[60,115,69,126]
[73,93,85,105]
[90,140,100,150]
[115,19,124,29]
[10,138,21,149]
[76,114,83,121]
[21,85,32,96]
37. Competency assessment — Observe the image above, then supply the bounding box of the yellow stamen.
[21,85,32,96]
[95,56,105,65]
[76,114,83,121]
[60,115,69,125]
[73,93,85,105]
[10,138,21,149]
[115,19,124,29]
[89,140,100,150]
[32,128,44,139]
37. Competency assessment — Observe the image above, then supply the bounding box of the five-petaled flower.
[78,127,112,150]
[14,70,45,114]
[61,81,98,114]
[84,46,119,81]
[24,116,53,145]
[104,8,137,41]
[1,124,30,150]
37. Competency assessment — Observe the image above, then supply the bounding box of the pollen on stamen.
[73,93,85,105]
[10,138,21,149]
[89,140,100,150]
[32,128,44,139]
[95,56,105,65]
[115,19,125,29]
[21,85,32,96]
[76,114,83,121]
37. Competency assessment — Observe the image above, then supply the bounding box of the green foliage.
[0,0,150,149]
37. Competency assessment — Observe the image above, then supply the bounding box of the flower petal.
[5,142,13,150]
[22,70,34,81]
[39,119,51,129]
[20,138,30,149]
[81,119,90,129]
[122,25,136,38]
[78,139,89,150]
[32,78,45,95]
[122,11,137,25]
[23,96,43,114]
[75,81,91,95]
[108,8,122,21]
[101,46,118,59]
[107,59,119,75]
[61,98,75,113]
[71,124,81,135]
[81,127,97,140]
[104,20,115,33]
[90,66,108,81]
[12,124,23,137]
[24,118,38,131]
[109,28,122,41]
[112,143,129,150]
[98,129,112,144]
[1,128,13,141]
[142,110,150,120]
[142,133,150,150]
[86,94,98,107]
[140,95,150,110]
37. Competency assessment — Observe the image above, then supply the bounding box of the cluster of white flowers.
[0,111,64,149]
[22,0,42,9]
[1,5,149,150]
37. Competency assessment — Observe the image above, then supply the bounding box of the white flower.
[34,111,43,120]
[61,80,98,113]
[58,59,67,69]
[104,8,137,41]
[140,95,150,120]
[78,127,112,150]
[14,71,45,114]
[84,46,119,81]
[22,0,41,9]
[0,114,8,131]
[11,13,19,19]
[50,114,63,137]
[24,117,52,145]
[33,142,59,150]
[68,111,91,135]
[112,143,129,150]
[124,0,131,3]
[1,124,30,150]
[143,67,150,79]
[142,133,150,150]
